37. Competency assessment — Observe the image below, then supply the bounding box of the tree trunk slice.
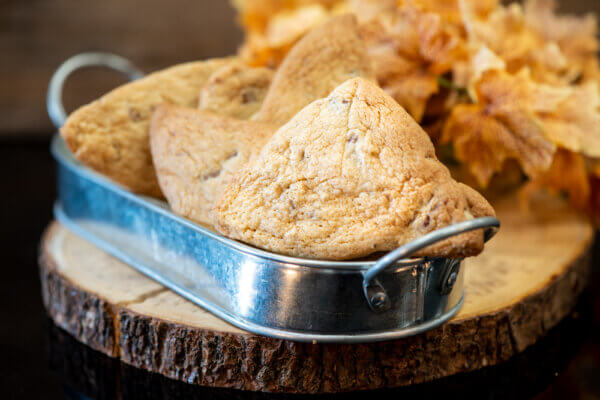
[39,193,594,394]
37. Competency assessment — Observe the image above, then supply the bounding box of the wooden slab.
[39,193,594,394]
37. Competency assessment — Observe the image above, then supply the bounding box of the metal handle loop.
[47,52,144,129]
[363,216,500,312]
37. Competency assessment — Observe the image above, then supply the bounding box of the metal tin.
[49,53,499,343]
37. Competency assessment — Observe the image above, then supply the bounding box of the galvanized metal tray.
[48,53,499,343]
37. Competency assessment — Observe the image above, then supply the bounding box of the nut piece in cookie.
[253,14,375,126]
[150,104,275,227]
[199,61,274,119]
[61,58,231,197]
[214,78,495,260]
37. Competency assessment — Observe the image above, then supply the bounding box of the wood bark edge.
[39,222,593,394]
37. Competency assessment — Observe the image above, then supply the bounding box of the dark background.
[1,0,599,399]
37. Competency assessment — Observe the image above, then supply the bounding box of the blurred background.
[1,1,599,399]
[2,0,599,138]
[1,0,242,138]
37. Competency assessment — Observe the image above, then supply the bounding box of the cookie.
[61,58,231,197]
[214,78,495,260]
[253,14,375,125]
[199,61,274,119]
[150,104,275,227]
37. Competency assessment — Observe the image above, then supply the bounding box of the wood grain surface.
[39,192,594,393]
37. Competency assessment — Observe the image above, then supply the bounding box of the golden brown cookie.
[150,104,275,227]
[253,14,375,126]
[214,78,495,260]
[61,58,231,197]
[199,61,274,119]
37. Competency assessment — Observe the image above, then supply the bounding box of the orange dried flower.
[461,1,574,85]
[521,149,591,211]
[524,0,598,83]
[539,82,600,158]
[441,50,567,187]
[358,3,466,121]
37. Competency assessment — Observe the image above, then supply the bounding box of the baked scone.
[150,104,275,226]
[61,58,231,197]
[253,14,375,126]
[214,78,495,260]
[199,61,274,119]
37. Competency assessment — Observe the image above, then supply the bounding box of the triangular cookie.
[61,58,231,197]
[253,14,375,126]
[214,78,495,260]
[150,105,275,227]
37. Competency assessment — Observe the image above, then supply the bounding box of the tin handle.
[362,216,500,312]
[47,52,144,129]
